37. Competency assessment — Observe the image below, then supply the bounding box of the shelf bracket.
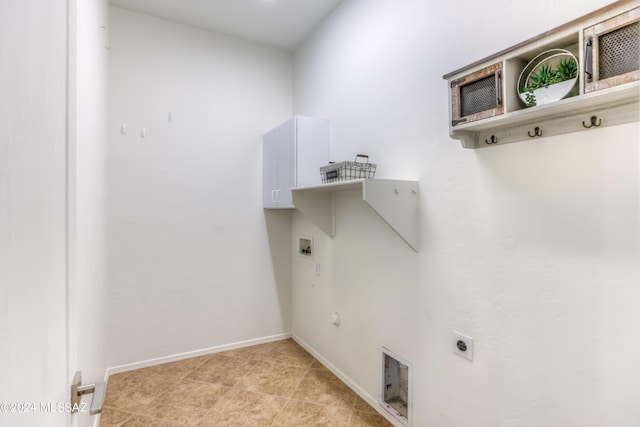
[362,180,419,251]
[291,179,419,252]
[291,186,336,237]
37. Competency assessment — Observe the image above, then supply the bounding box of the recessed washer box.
[381,347,412,426]
[297,235,313,259]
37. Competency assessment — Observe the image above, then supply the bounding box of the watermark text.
[0,402,88,413]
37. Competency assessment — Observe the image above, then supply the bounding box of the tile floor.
[99,339,394,426]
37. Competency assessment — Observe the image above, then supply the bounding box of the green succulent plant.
[556,58,578,81]
[520,57,578,107]
[523,90,537,107]
[530,64,560,88]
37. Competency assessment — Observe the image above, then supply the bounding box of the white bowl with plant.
[518,49,579,107]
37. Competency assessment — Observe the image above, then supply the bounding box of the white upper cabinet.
[263,116,330,209]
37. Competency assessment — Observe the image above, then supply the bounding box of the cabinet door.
[450,62,504,126]
[262,126,279,208]
[584,7,640,93]
[277,118,296,208]
[295,116,329,188]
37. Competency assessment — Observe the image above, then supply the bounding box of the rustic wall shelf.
[444,0,640,149]
[291,179,419,252]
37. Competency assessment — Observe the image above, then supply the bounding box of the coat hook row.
[582,115,602,128]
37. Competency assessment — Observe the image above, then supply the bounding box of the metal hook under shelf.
[528,126,543,138]
[582,115,602,128]
[485,135,498,145]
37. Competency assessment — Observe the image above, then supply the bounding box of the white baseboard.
[105,332,292,377]
[291,333,402,427]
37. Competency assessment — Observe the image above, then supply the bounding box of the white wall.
[292,1,640,426]
[0,1,69,426]
[106,7,293,367]
[68,0,110,425]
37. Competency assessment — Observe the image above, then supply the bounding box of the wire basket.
[320,154,377,184]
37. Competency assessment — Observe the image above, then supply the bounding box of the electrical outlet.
[452,331,474,361]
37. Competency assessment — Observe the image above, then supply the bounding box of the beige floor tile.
[218,341,279,361]
[138,378,229,425]
[310,359,329,371]
[103,370,178,412]
[267,339,315,368]
[138,355,210,379]
[294,369,357,408]
[98,407,133,426]
[120,414,182,427]
[273,399,353,427]
[186,354,257,386]
[103,371,131,388]
[354,395,379,413]
[349,410,395,427]
[197,388,287,426]
[100,339,396,427]
[235,360,307,397]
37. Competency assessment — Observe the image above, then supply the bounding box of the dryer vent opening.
[381,347,411,426]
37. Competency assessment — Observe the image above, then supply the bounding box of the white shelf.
[291,179,419,252]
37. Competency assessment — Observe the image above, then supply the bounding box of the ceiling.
[109,0,344,50]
